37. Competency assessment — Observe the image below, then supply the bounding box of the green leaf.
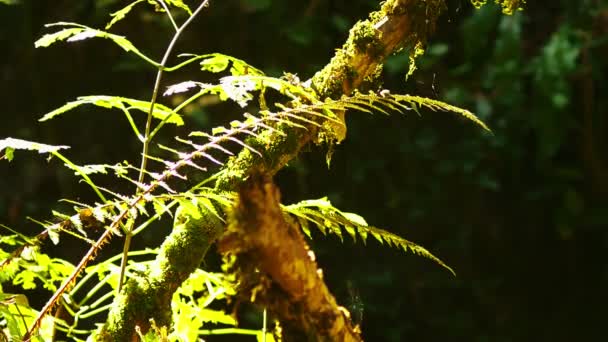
[34,24,87,48]
[35,22,158,66]
[200,53,264,76]
[36,23,129,51]
[342,212,368,227]
[3,147,14,161]
[199,308,237,325]
[62,163,113,175]
[39,95,184,126]
[0,138,69,160]
[165,0,192,15]
[106,0,146,29]
[284,198,456,275]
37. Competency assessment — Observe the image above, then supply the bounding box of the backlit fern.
[0,0,495,340]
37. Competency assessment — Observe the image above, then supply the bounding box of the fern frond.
[390,94,490,132]
[283,197,456,275]
[316,92,491,132]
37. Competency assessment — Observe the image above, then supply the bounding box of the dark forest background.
[1,0,607,341]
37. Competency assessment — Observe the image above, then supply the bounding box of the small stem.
[262,308,267,342]
[119,0,212,292]
[139,0,211,187]
[156,0,179,32]
[149,88,205,141]
[51,151,106,203]
[117,231,133,291]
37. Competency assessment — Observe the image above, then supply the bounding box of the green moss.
[98,279,160,341]
[348,20,384,58]
[310,50,358,99]
[264,127,302,166]
[216,151,257,191]
[359,64,384,93]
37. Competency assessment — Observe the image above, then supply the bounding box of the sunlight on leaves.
[35,22,158,67]
[39,95,184,126]
[200,53,265,76]
[284,197,456,275]
[0,138,69,162]
[105,0,146,29]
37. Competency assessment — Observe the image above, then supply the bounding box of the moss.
[98,279,160,341]
[264,125,302,167]
[310,50,358,99]
[359,64,384,93]
[98,201,225,341]
[216,151,257,191]
[348,20,384,58]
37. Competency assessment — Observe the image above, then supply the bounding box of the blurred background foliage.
[1,0,607,341]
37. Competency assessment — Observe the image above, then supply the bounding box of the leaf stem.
[156,0,179,32]
[119,0,211,292]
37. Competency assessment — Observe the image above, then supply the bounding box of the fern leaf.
[283,198,455,275]
[363,225,455,275]
[393,94,491,132]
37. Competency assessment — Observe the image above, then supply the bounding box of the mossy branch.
[98,0,447,338]
[216,0,446,189]
[96,199,223,341]
[218,174,361,341]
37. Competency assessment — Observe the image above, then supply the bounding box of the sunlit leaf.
[165,0,192,15]
[200,53,264,76]
[106,0,146,29]
[283,198,456,275]
[39,95,184,126]
[34,22,157,66]
[0,138,69,161]
[164,81,201,96]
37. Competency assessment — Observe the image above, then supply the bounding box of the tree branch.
[97,0,446,339]
[216,0,446,189]
[218,173,361,341]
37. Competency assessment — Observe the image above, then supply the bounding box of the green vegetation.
[2,0,605,340]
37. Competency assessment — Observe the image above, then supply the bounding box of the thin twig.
[156,0,179,32]
[119,0,211,293]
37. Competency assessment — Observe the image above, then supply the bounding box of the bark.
[218,174,361,341]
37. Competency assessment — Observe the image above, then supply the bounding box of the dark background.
[1,0,607,341]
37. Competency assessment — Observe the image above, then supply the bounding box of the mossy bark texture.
[96,205,223,341]
[97,0,445,340]
[218,174,361,341]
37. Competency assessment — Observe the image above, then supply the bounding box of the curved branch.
[97,0,446,339]
[216,0,446,189]
[218,174,362,341]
